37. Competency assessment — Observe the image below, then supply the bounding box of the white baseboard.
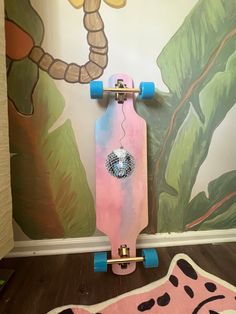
[7,229,236,258]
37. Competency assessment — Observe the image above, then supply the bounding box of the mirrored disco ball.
[105,148,135,179]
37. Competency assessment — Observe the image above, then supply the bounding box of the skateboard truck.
[90,79,155,101]
[106,245,149,268]
[94,248,158,272]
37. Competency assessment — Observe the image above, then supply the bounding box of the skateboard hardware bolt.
[118,244,130,269]
[115,79,127,104]
[118,244,130,258]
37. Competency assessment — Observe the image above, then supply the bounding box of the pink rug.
[48,253,236,314]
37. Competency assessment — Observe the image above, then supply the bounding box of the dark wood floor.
[0,243,235,314]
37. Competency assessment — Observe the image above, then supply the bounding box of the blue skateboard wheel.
[90,80,103,99]
[142,249,159,268]
[94,252,107,272]
[139,82,155,99]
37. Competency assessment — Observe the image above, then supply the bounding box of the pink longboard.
[95,74,149,275]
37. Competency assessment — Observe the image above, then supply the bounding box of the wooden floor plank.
[0,243,235,314]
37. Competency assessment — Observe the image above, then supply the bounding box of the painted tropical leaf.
[5,0,44,45]
[197,203,236,230]
[184,171,236,231]
[5,0,43,115]
[136,0,236,232]
[8,59,38,115]
[9,71,96,239]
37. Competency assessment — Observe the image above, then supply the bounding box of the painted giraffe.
[6,0,127,84]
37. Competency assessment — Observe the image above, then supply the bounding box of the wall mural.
[5,0,236,239]
[138,0,236,233]
[5,0,126,239]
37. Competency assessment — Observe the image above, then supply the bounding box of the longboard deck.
[95,74,148,275]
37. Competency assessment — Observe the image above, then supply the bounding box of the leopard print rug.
[48,253,236,314]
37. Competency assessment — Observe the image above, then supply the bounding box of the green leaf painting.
[6,0,43,115]
[8,59,38,115]
[5,0,44,46]
[6,0,95,238]
[137,0,236,232]
[185,171,236,231]
[9,72,95,238]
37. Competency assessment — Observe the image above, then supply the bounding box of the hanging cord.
[119,102,126,148]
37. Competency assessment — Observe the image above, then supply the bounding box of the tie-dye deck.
[95,74,148,275]
[48,253,236,314]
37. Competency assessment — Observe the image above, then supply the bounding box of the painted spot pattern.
[205,282,217,292]
[177,258,198,280]
[156,292,170,307]
[169,275,178,287]
[137,298,155,312]
[184,285,194,298]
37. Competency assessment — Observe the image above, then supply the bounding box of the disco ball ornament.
[105,148,135,179]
